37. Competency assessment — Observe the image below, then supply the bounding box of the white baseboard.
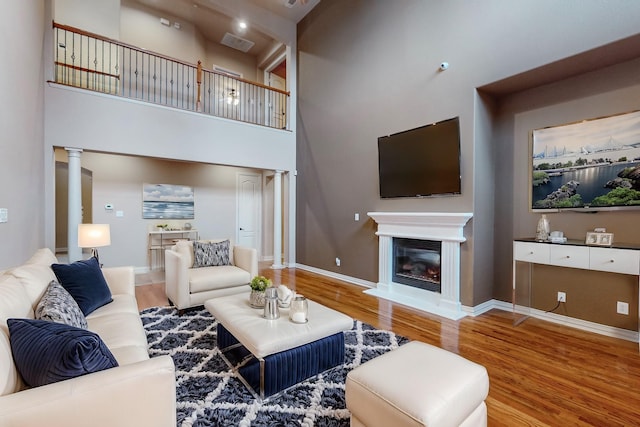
[292,265,639,343]
[507,302,638,343]
[294,263,376,288]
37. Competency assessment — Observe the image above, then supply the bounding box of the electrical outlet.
[557,292,566,303]
[617,301,629,315]
[335,257,341,267]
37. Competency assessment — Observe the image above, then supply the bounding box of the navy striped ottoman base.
[217,323,345,399]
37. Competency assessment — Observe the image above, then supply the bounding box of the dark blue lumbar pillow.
[51,257,112,316]
[7,318,118,387]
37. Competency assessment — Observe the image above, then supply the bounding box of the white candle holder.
[289,295,308,324]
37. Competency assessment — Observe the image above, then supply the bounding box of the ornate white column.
[271,170,284,269]
[65,148,83,262]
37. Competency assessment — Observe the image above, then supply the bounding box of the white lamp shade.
[78,224,111,248]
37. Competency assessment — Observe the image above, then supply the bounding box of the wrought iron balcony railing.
[52,22,290,130]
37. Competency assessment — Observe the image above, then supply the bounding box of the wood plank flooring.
[135,266,640,426]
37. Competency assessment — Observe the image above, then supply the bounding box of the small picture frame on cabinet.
[585,232,599,245]
[586,232,613,246]
[597,232,614,246]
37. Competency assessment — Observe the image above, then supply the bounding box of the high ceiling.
[130,0,319,59]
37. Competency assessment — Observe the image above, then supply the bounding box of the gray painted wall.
[296,0,640,312]
[0,1,46,268]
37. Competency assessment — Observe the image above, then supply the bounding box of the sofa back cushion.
[10,248,59,311]
[26,248,58,266]
[174,240,195,267]
[0,274,34,395]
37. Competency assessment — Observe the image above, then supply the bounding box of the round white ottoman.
[345,341,489,427]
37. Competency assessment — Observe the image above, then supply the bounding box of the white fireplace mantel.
[366,212,473,320]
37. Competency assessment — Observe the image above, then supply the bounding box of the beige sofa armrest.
[233,246,258,278]
[0,355,176,427]
[165,249,191,309]
[101,266,135,296]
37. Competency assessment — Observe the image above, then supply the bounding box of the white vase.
[536,214,550,241]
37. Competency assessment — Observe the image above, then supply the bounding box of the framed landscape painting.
[143,183,194,219]
[531,110,640,211]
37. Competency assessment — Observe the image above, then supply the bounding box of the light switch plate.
[0,208,7,223]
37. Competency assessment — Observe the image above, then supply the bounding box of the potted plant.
[249,275,272,308]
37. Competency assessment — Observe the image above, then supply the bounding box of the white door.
[236,172,261,251]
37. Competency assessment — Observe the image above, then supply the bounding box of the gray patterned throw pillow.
[35,280,88,329]
[192,240,231,268]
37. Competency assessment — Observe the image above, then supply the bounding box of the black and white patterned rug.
[140,306,409,427]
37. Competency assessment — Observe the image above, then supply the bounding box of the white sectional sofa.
[0,248,176,427]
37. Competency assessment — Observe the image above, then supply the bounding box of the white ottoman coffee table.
[205,292,353,399]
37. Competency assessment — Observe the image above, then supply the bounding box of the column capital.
[64,147,83,155]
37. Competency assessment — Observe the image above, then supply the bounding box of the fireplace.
[393,238,441,293]
[366,212,473,320]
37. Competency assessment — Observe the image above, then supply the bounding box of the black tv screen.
[378,117,461,198]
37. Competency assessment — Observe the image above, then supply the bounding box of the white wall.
[120,0,205,65]
[54,0,121,38]
[0,1,46,269]
[45,86,295,170]
[59,151,262,269]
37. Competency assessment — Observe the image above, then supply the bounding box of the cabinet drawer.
[514,242,549,263]
[549,245,590,269]
[589,247,640,275]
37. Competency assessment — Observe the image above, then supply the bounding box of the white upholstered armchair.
[165,239,258,312]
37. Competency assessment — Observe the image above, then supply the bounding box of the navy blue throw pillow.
[7,318,118,387]
[51,257,112,316]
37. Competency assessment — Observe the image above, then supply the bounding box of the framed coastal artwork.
[142,183,194,219]
[531,110,640,211]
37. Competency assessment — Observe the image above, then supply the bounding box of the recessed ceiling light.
[238,21,247,29]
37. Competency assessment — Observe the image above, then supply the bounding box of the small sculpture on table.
[277,285,293,308]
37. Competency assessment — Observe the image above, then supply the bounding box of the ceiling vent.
[221,32,255,53]
[284,0,297,8]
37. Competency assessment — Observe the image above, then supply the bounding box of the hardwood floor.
[135,266,640,426]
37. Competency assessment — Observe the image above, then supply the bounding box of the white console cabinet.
[513,238,640,348]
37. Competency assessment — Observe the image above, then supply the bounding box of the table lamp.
[78,223,111,265]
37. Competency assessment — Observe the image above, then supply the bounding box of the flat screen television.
[531,110,640,211]
[378,117,461,199]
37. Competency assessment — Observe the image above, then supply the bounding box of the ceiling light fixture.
[226,89,240,106]
[238,21,247,30]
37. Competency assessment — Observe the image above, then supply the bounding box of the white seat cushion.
[189,265,250,293]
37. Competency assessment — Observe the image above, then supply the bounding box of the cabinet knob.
[565,255,571,259]
[610,259,615,263]
[529,251,534,255]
